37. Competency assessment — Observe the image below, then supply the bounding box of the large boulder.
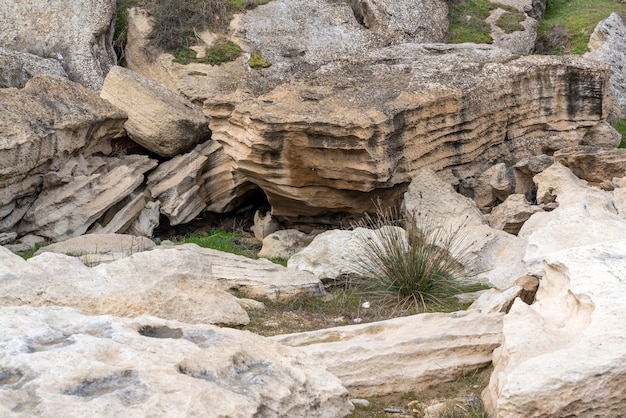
[486,6,539,55]
[0,76,126,234]
[0,47,68,88]
[0,306,353,417]
[0,0,116,90]
[554,145,626,183]
[586,12,626,119]
[483,241,626,417]
[273,309,504,397]
[100,66,211,157]
[1,245,248,326]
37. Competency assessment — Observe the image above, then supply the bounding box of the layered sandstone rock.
[206,53,609,219]
[0,0,116,90]
[18,154,157,242]
[0,305,353,417]
[100,66,211,157]
[483,241,626,417]
[273,309,504,397]
[0,76,126,234]
[554,145,626,183]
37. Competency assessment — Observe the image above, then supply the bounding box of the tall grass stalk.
[350,207,473,311]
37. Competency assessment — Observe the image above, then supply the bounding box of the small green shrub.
[612,118,626,148]
[349,206,472,310]
[178,229,258,257]
[248,53,272,69]
[201,38,243,64]
[495,10,525,33]
[173,46,198,64]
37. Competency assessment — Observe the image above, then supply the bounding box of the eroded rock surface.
[0,0,116,90]
[273,310,504,397]
[483,241,626,417]
[0,47,68,88]
[0,306,353,417]
[0,76,126,234]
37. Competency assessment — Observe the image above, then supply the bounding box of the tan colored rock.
[0,306,353,417]
[25,249,249,326]
[93,188,148,235]
[250,210,280,240]
[0,75,126,234]
[259,229,315,260]
[582,120,622,147]
[0,0,116,90]
[469,276,538,314]
[403,169,527,288]
[487,194,543,235]
[125,8,246,103]
[34,234,155,265]
[554,145,626,183]
[0,47,68,88]
[483,241,626,417]
[18,154,157,242]
[100,66,211,157]
[473,163,515,212]
[273,310,504,397]
[512,154,554,200]
[586,12,626,119]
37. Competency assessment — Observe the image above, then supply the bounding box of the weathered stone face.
[0,0,117,90]
[0,76,127,234]
[205,53,609,219]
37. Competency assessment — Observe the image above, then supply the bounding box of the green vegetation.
[202,38,243,64]
[349,206,476,311]
[447,0,494,44]
[496,10,526,33]
[537,0,626,54]
[248,53,272,69]
[177,229,259,257]
[612,118,626,148]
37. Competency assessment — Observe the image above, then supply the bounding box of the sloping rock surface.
[273,310,504,397]
[0,306,353,417]
[0,0,116,90]
[0,47,68,88]
[1,245,248,326]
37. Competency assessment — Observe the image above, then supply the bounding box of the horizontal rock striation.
[206,51,609,218]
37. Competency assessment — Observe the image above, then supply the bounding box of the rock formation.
[0,305,353,417]
[273,309,504,397]
[0,76,126,235]
[0,47,68,89]
[483,241,626,417]
[0,0,117,90]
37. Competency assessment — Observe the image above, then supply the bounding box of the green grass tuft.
[248,52,272,69]
[447,0,494,44]
[496,10,526,33]
[349,206,474,311]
